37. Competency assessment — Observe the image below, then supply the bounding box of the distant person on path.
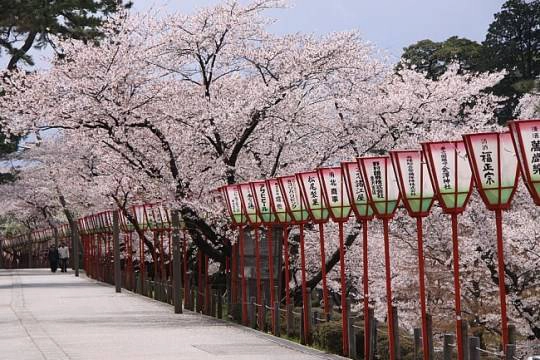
[58,243,69,273]
[48,245,59,273]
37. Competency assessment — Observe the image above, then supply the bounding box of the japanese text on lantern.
[307,176,319,206]
[273,183,284,211]
[406,156,417,196]
[259,184,269,212]
[231,190,241,214]
[246,191,255,211]
[354,168,366,201]
[532,126,540,176]
[370,162,384,199]
[286,179,298,208]
[480,139,495,186]
[440,147,452,190]
[329,171,339,204]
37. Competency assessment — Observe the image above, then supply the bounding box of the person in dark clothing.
[48,245,59,273]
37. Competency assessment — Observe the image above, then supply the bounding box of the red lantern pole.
[238,226,248,325]
[495,208,509,350]
[282,226,291,307]
[297,171,331,317]
[361,219,370,355]
[382,216,395,358]
[318,166,353,356]
[266,227,275,320]
[278,175,311,344]
[205,254,210,313]
[338,220,348,355]
[342,161,375,359]
[390,150,436,360]
[92,233,96,278]
[299,222,309,337]
[86,234,91,276]
[230,241,237,305]
[128,232,133,289]
[139,229,145,288]
[359,156,401,360]
[416,216,428,357]
[318,223,329,314]
[198,250,203,311]
[182,228,189,309]
[238,183,264,328]
[254,228,262,321]
[266,178,293,308]
[450,212,464,358]
[220,185,249,325]
[423,140,473,360]
[250,180,278,332]
[463,132,519,355]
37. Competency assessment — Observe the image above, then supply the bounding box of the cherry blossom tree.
[3,0,538,347]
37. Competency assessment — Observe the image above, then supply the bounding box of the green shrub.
[312,318,416,359]
[373,324,415,360]
[313,320,343,354]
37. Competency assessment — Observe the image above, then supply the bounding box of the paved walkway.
[0,268,342,360]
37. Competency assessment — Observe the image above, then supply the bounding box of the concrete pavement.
[0,268,342,360]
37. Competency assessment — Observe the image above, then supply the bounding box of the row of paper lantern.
[220,120,540,225]
[1,225,70,251]
[217,119,539,358]
[3,204,173,251]
[77,203,173,235]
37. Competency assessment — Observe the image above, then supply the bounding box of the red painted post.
[97,234,102,281]
[383,218,396,360]
[159,232,166,280]
[299,224,311,344]
[297,172,331,320]
[451,213,464,360]
[140,233,145,289]
[98,234,101,280]
[318,223,330,316]
[231,242,237,304]
[254,228,262,327]
[94,235,98,279]
[267,226,276,333]
[362,219,370,359]
[168,230,172,280]
[182,229,189,308]
[90,235,93,278]
[153,233,158,281]
[283,227,291,307]
[416,217,429,360]
[463,131,519,354]
[127,233,133,289]
[239,228,248,325]
[205,254,210,314]
[338,221,349,356]
[495,209,509,353]
[423,140,474,360]
[198,250,203,312]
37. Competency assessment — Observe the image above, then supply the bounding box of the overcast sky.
[0,0,506,69]
[133,0,506,60]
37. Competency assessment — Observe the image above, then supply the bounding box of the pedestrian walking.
[58,242,69,273]
[48,245,59,273]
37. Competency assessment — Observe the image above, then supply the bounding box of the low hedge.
[313,319,416,359]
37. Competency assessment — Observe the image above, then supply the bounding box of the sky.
[133,0,506,60]
[0,0,506,69]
